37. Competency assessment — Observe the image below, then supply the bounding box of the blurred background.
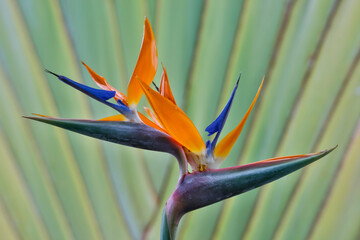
[1,0,360,239]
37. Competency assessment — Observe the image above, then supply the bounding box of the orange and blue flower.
[26,17,336,239]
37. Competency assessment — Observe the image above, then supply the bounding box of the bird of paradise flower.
[26,17,335,239]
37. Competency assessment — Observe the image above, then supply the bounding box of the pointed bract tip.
[326,145,338,153]
[312,145,337,158]
[236,74,241,85]
[23,115,48,121]
[160,63,168,79]
[144,16,150,26]
[81,61,95,72]
[45,69,59,77]
[31,113,54,118]
[81,61,89,68]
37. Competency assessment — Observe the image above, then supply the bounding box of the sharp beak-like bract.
[26,17,336,240]
[163,146,336,238]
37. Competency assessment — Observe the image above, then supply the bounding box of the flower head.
[44,17,158,125]
[139,71,264,171]
[27,17,268,174]
[25,18,336,239]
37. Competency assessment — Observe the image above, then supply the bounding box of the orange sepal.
[144,106,163,127]
[32,113,54,118]
[98,112,166,133]
[127,17,158,105]
[82,62,127,103]
[253,152,319,164]
[214,77,264,158]
[138,112,167,133]
[98,114,126,121]
[159,64,176,104]
[138,79,205,153]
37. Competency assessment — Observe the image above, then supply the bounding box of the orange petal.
[99,112,166,133]
[32,113,54,118]
[144,107,163,127]
[253,152,319,164]
[138,79,205,153]
[138,111,167,133]
[214,77,264,158]
[82,62,127,103]
[127,17,158,105]
[98,114,126,121]
[159,64,176,104]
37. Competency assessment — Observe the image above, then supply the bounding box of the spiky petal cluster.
[26,17,336,240]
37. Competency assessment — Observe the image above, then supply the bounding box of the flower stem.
[160,208,171,240]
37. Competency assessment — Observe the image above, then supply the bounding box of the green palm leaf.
[1,0,359,239]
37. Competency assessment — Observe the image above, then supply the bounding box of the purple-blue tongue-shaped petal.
[205,76,240,153]
[46,70,132,117]
[46,70,115,100]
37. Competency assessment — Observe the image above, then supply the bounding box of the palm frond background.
[1,0,359,239]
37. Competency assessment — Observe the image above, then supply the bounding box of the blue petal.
[46,70,134,117]
[205,140,211,149]
[46,70,115,101]
[114,100,132,115]
[205,76,239,136]
[205,76,240,154]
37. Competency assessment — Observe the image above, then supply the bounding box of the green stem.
[160,208,171,240]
